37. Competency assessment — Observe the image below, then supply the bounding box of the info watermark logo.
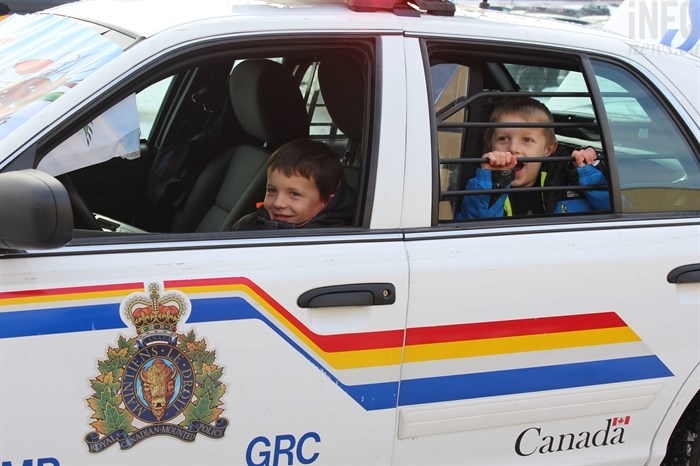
[607,0,700,55]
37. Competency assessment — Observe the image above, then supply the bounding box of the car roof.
[46,0,379,37]
[33,0,700,109]
[46,0,624,45]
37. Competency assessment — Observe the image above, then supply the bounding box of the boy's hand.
[481,151,518,170]
[571,147,598,167]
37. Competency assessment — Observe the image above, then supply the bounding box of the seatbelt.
[503,171,548,216]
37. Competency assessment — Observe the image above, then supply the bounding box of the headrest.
[318,55,365,142]
[229,59,309,148]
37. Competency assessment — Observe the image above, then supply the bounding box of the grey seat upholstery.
[170,59,310,232]
[318,54,366,196]
[318,55,365,145]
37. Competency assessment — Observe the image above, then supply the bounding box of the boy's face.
[264,168,327,226]
[490,112,558,187]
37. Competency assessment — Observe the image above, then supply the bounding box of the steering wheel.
[57,174,103,230]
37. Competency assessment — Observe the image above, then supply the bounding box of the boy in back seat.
[456,97,610,219]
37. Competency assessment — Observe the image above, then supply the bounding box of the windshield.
[0,13,126,140]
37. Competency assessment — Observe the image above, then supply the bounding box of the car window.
[431,45,700,223]
[432,54,607,222]
[38,94,141,175]
[591,60,700,212]
[24,42,374,236]
[543,61,700,213]
[432,63,469,221]
[505,64,568,93]
[137,77,174,140]
[301,62,335,138]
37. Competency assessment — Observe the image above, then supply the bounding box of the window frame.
[422,39,700,226]
[3,35,380,244]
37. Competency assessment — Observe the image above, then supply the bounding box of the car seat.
[317,54,365,199]
[169,59,310,232]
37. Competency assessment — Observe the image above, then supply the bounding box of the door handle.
[297,283,396,308]
[667,264,700,284]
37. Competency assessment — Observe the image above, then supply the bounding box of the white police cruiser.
[0,0,699,465]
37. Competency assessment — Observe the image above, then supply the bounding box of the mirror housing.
[0,169,73,250]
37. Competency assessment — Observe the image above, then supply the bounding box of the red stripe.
[405,312,626,345]
[167,279,625,352]
[166,277,405,352]
[4,278,625,355]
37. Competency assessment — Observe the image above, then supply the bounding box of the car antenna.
[479,0,489,8]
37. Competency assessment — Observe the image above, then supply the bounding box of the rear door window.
[433,52,700,222]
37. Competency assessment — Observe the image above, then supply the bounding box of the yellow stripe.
[3,282,639,372]
[173,284,246,294]
[175,283,402,369]
[174,285,640,369]
[0,289,139,306]
[404,327,640,363]
[241,285,402,369]
[323,347,403,369]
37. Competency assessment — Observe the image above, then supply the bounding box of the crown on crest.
[124,283,188,336]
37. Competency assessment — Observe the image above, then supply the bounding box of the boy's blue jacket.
[456,162,610,219]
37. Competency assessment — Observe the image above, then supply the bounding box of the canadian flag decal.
[612,416,631,426]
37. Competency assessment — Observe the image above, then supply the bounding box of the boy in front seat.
[456,97,610,219]
[231,139,354,230]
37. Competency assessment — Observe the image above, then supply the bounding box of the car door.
[394,35,700,465]
[0,32,409,466]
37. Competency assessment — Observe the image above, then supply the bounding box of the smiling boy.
[231,139,354,230]
[456,97,610,219]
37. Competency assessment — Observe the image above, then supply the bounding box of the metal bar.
[438,91,590,121]
[441,184,609,198]
[440,156,564,164]
[437,90,631,121]
[438,121,598,129]
[439,155,600,164]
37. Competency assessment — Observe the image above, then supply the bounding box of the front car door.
[0,17,410,466]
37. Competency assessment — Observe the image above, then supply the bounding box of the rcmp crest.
[84,283,228,453]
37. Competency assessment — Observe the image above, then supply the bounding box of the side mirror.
[0,169,73,250]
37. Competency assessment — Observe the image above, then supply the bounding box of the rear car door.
[0,25,410,466]
[394,33,700,466]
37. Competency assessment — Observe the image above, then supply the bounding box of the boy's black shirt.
[230,183,355,230]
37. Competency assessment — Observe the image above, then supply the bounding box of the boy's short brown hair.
[484,97,557,148]
[267,139,344,200]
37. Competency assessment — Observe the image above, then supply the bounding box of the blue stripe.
[190,298,398,409]
[0,297,261,339]
[0,299,671,412]
[0,304,125,338]
[0,297,398,409]
[246,302,400,410]
[186,297,260,322]
[345,381,399,410]
[397,356,673,406]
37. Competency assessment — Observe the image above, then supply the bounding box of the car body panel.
[1,234,410,464]
[1,2,699,465]
[399,219,699,464]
